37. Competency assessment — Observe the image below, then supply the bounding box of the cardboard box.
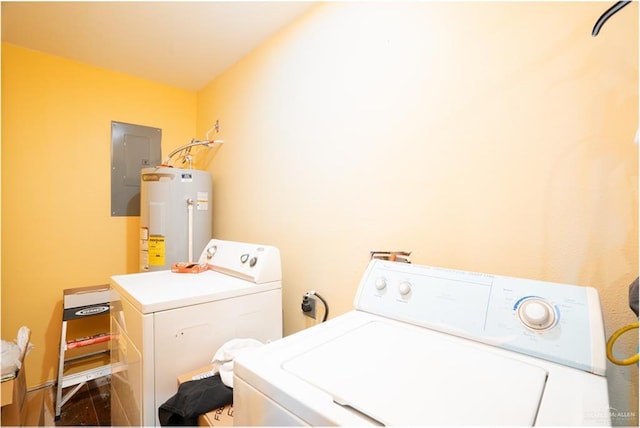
[177,365,234,427]
[23,389,45,427]
[1,328,43,426]
[1,361,28,426]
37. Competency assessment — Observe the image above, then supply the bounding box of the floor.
[38,377,111,426]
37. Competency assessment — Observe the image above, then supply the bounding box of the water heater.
[140,167,212,272]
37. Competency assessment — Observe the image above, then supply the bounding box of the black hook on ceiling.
[592,1,632,36]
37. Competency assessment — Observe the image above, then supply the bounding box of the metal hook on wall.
[592,1,632,36]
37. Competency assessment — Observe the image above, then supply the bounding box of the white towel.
[1,326,32,376]
[211,338,263,388]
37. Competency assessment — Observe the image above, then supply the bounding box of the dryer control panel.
[354,259,607,375]
[198,239,282,284]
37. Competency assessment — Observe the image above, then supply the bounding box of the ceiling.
[1,1,316,91]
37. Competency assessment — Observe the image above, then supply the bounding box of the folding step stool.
[55,284,112,420]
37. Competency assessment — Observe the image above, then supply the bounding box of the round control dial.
[517,297,557,331]
[374,277,387,291]
[398,281,412,296]
[206,245,217,260]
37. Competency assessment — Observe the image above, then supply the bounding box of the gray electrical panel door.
[111,121,161,216]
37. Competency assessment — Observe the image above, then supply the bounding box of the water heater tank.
[140,167,212,272]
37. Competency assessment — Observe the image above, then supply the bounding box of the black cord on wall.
[303,291,329,322]
[592,1,632,36]
[313,292,329,322]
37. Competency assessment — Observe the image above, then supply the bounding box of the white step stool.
[55,284,112,420]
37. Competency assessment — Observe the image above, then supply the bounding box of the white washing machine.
[234,259,611,426]
[110,239,282,426]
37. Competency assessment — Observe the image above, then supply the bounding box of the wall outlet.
[302,295,316,319]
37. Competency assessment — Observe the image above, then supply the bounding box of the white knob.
[374,278,387,291]
[518,298,556,331]
[398,281,412,296]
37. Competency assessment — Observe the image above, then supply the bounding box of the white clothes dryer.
[233,259,610,426]
[110,239,282,426]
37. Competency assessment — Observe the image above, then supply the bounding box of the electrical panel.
[110,121,161,216]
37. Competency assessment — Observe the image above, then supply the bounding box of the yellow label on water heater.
[148,236,166,266]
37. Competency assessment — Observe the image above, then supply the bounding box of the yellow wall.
[197,2,638,424]
[1,1,638,424]
[1,43,197,387]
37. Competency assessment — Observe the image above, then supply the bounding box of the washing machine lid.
[282,320,548,426]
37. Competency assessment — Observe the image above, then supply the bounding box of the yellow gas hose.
[606,321,639,366]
